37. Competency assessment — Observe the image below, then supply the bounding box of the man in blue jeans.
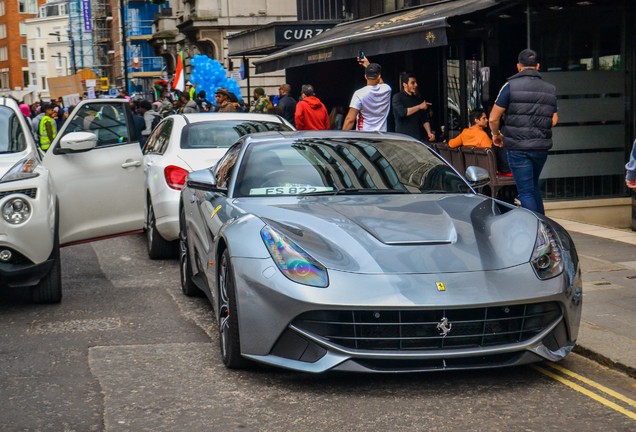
[489,49,558,214]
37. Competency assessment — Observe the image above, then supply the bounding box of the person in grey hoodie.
[31,111,45,144]
[178,91,199,114]
[139,100,161,140]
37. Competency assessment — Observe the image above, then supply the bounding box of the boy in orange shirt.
[448,108,511,175]
[449,109,491,148]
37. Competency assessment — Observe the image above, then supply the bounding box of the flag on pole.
[172,51,185,92]
[153,80,167,99]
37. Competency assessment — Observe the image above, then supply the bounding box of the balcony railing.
[127,56,165,72]
[127,20,154,37]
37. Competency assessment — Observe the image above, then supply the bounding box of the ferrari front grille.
[0,188,37,199]
[292,302,562,351]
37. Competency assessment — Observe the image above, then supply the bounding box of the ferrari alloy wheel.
[218,249,250,369]
[146,199,175,260]
[179,206,199,296]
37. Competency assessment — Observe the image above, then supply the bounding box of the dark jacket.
[503,69,557,151]
[277,93,297,126]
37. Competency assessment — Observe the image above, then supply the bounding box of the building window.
[0,24,6,39]
[56,54,62,69]
[0,2,5,16]
[41,76,46,90]
[23,70,28,87]
[0,71,8,89]
[30,72,36,84]
[21,44,27,59]
[29,48,34,61]
[18,0,25,13]
[0,47,7,61]
[28,0,35,13]
[36,27,41,38]
[59,3,65,14]
[52,27,61,41]
[19,21,26,36]
[39,47,44,60]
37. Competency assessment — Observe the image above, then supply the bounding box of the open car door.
[41,99,145,245]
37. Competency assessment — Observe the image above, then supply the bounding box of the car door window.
[155,119,173,155]
[143,121,165,155]
[213,143,242,189]
[59,103,130,148]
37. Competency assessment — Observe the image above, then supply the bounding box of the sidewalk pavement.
[551,217,636,378]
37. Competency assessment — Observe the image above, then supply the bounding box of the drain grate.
[29,317,121,334]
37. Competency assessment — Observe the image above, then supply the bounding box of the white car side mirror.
[59,132,98,151]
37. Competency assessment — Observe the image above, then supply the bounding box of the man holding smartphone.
[343,54,392,132]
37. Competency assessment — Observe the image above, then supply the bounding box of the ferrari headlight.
[3,197,31,224]
[261,226,329,287]
[0,156,39,183]
[531,221,563,280]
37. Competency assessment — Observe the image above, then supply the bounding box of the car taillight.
[164,165,189,190]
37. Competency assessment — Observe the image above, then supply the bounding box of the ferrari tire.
[179,206,200,297]
[147,200,175,260]
[218,249,250,369]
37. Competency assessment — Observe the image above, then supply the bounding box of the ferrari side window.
[214,143,242,189]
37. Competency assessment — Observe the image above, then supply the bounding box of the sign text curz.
[275,26,334,45]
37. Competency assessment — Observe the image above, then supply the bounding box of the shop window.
[599,25,621,71]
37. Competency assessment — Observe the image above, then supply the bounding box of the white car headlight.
[3,197,31,224]
[531,221,563,280]
[0,156,39,183]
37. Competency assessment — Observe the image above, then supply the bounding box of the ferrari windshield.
[234,138,472,197]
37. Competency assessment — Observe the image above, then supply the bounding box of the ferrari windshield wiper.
[333,188,406,195]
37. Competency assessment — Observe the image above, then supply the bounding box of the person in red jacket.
[294,85,330,130]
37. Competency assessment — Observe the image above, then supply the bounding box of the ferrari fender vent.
[292,302,562,351]
[0,188,37,200]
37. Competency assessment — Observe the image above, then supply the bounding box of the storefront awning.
[228,21,342,57]
[254,0,497,74]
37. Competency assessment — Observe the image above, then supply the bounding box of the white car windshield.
[0,106,27,153]
[180,120,293,149]
[234,138,472,197]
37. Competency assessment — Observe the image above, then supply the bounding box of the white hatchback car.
[0,98,145,303]
[142,113,294,259]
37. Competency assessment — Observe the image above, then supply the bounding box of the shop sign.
[82,0,92,33]
[275,25,335,46]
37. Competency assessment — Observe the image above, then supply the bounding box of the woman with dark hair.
[329,106,345,130]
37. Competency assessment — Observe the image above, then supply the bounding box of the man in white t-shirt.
[343,58,392,132]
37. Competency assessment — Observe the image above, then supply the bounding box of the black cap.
[365,63,382,79]
[518,49,538,67]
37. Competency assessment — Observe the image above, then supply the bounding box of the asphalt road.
[1,234,636,431]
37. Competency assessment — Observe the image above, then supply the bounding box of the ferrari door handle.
[121,160,142,168]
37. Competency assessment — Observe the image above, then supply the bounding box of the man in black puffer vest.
[489,49,558,215]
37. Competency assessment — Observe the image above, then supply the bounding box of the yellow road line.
[530,365,636,421]
[545,362,636,408]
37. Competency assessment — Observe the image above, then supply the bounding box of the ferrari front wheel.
[218,249,250,369]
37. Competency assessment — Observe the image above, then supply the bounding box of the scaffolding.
[92,0,111,77]
[68,0,95,72]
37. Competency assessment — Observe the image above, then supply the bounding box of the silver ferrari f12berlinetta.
[179,131,582,373]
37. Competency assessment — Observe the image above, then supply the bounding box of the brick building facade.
[0,0,45,98]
